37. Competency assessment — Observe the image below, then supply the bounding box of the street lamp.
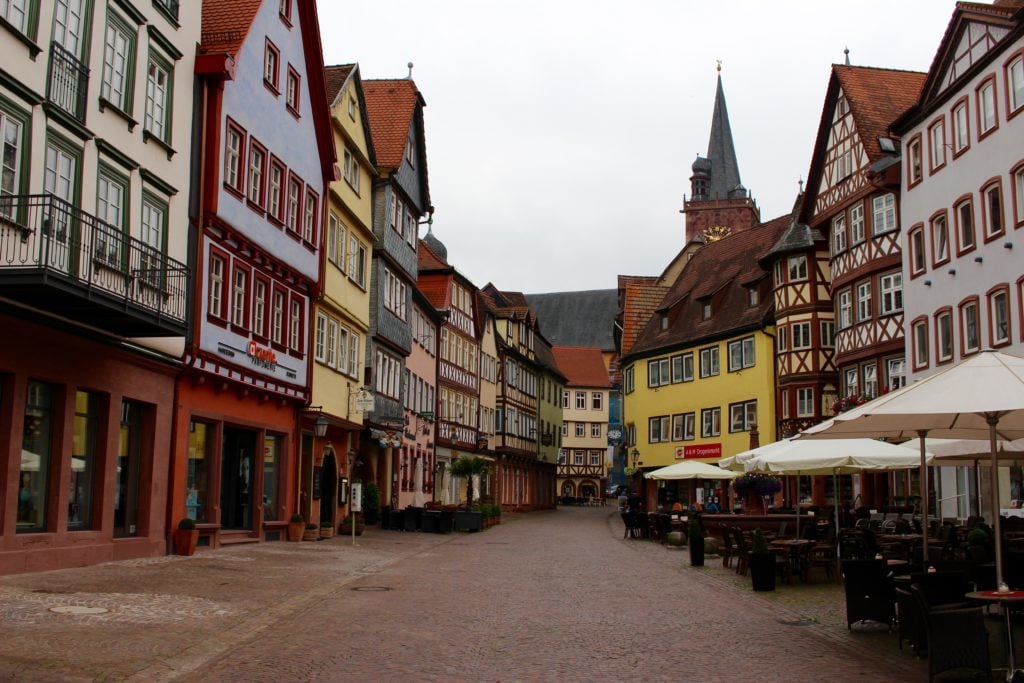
[631,447,642,470]
[314,413,329,439]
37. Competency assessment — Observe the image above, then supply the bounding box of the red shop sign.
[677,443,722,460]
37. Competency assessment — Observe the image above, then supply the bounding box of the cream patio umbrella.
[717,438,796,472]
[645,460,741,480]
[920,438,1024,517]
[799,350,1024,584]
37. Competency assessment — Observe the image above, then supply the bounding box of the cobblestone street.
[0,506,927,682]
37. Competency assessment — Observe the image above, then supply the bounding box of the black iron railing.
[47,41,88,122]
[0,193,188,327]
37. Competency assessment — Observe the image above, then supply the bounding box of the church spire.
[705,65,745,200]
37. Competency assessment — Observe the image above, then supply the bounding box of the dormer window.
[748,288,759,307]
[405,134,415,167]
[660,314,668,330]
[702,301,712,320]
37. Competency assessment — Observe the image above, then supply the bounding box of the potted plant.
[450,457,488,531]
[749,529,776,592]
[362,482,380,526]
[688,515,705,567]
[966,527,992,563]
[172,517,199,556]
[302,522,320,542]
[732,473,782,514]
[340,513,365,536]
[287,514,304,542]
[319,520,335,539]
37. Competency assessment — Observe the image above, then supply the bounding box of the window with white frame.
[591,423,601,438]
[984,183,1003,238]
[850,203,865,244]
[832,213,846,254]
[208,253,224,319]
[777,326,788,352]
[561,390,569,408]
[1015,165,1024,227]
[929,119,946,169]
[862,363,877,399]
[788,254,807,281]
[271,289,284,344]
[843,367,858,398]
[873,193,897,233]
[348,235,366,287]
[231,267,247,327]
[253,279,266,336]
[774,261,784,287]
[856,281,871,322]
[879,272,902,315]
[937,310,953,362]
[624,366,634,394]
[701,407,721,437]
[286,177,301,232]
[957,199,975,251]
[673,353,693,382]
[95,170,126,267]
[573,451,584,466]
[348,331,360,377]
[792,321,811,349]
[286,66,300,114]
[327,212,345,270]
[838,289,852,329]
[263,40,279,90]
[908,138,923,184]
[592,392,602,410]
[727,336,755,371]
[224,127,243,192]
[289,299,301,351]
[932,214,949,263]
[991,289,1010,345]
[913,319,929,368]
[575,391,586,410]
[0,109,23,215]
[575,422,585,438]
[728,400,756,432]
[144,55,171,143]
[796,388,814,417]
[382,267,407,320]
[648,358,669,387]
[887,357,906,390]
[302,190,317,242]
[343,148,360,192]
[101,13,134,112]
[139,196,165,287]
[247,142,265,205]
[979,80,997,134]
[781,388,790,419]
[648,416,669,443]
[589,452,601,467]
[910,227,926,274]
[325,317,338,367]
[953,100,970,153]
[1010,55,1024,114]
[699,346,719,377]
[962,300,980,354]
[315,312,327,362]
[1,0,27,32]
[561,423,568,438]
[821,321,835,348]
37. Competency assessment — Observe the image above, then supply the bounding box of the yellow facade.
[623,328,776,470]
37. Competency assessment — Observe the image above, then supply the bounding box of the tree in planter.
[287,514,304,542]
[362,482,380,525]
[449,456,489,509]
[173,517,199,556]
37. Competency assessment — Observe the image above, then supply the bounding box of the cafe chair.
[895,586,927,654]
[917,602,992,682]
[718,525,736,568]
[841,558,895,630]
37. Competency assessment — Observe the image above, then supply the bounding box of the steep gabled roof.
[324,63,377,172]
[534,335,568,383]
[362,79,422,170]
[524,290,617,352]
[199,0,261,56]
[324,64,355,102]
[552,346,612,389]
[619,280,669,358]
[628,215,789,358]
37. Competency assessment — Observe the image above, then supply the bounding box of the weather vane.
[716,60,722,73]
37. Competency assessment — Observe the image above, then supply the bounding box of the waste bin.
[420,510,440,533]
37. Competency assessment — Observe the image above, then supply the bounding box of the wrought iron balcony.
[47,41,88,122]
[0,194,189,337]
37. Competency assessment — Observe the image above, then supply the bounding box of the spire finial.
[716,59,722,73]
[844,47,850,66]
[407,61,414,79]
[798,176,804,193]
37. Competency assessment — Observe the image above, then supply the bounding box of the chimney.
[748,424,760,450]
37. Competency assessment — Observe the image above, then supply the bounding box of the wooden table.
[770,539,814,580]
[966,590,1024,681]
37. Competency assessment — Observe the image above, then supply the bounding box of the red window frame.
[933,306,954,365]
[207,245,231,326]
[264,39,280,94]
[223,118,246,198]
[907,223,926,279]
[1004,49,1024,121]
[286,172,303,236]
[303,187,318,245]
[271,283,289,350]
[976,75,999,141]
[1018,276,1024,343]
[910,316,929,372]
[981,177,1006,243]
[906,133,923,189]
[988,283,1012,348]
[279,0,292,26]
[958,295,981,358]
[230,261,251,333]
[950,95,971,158]
[253,273,271,341]
[1011,159,1024,230]
[927,115,947,175]
[286,65,301,117]
[247,138,268,211]
[289,291,305,356]
[929,209,950,268]
[953,193,976,257]
[267,155,286,226]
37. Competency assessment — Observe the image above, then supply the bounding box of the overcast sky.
[317,1,958,294]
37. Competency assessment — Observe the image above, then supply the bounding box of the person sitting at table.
[671,501,683,513]
[705,500,720,513]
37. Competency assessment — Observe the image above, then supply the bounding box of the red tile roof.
[628,215,790,358]
[552,347,612,388]
[417,238,448,271]
[833,66,927,159]
[620,281,669,357]
[324,64,355,103]
[200,0,262,56]
[362,79,422,170]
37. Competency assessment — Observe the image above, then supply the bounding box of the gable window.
[263,40,280,93]
[343,148,360,192]
[820,321,835,348]
[952,99,970,154]
[879,272,902,315]
[856,281,871,322]
[647,358,669,387]
[247,140,266,207]
[912,318,929,370]
[831,213,846,254]
[144,55,172,143]
[837,289,852,329]
[796,388,814,418]
[990,287,1011,346]
[101,12,136,113]
[727,336,755,371]
[748,287,759,306]
[909,226,926,276]
[983,181,1004,239]
[850,204,865,244]
[936,309,953,363]
[728,400,756,433]
[792,322,811,349]
[978,78,997,136]
[961,298,980,355]
[956,198,975,252]
[224,122,244,194]
[787,254,807,281]
[873,193,897,234]
[1010,54,1024,115]
[286,66,300,115]
[928,118,946,172]
[888,358,906,391]
[699,346,719,378]
[907,137,922,185]
[701,300,711,320]
[700,407,721,438]
[931,212,949,265]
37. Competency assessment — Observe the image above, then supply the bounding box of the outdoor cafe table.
[770,539,814,580]
[966,590,1024,681]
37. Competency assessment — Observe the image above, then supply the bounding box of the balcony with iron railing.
[0,194,189,337]
[47,41,88,123]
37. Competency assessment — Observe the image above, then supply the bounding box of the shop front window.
[19,381,56,532]
[263,434,281,521]
[69,390,101,530]
[114,401,144,538]
[187,421,213,523]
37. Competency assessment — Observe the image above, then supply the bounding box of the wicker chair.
[895,586,926,654]
[718,525,736,568]
[733,527,751,576]
[841,558,895,630]
[911,587,991,682]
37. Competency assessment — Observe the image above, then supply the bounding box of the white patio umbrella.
[741,439,928,542]
[645,460,741,480]
[717,438,796,472]
[923,438,1024,517]
[800,350,1024,584]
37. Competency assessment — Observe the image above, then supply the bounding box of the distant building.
[534,335,568,468]
[552,347,611,501]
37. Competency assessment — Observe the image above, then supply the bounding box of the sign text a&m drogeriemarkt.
[676,444,722,460]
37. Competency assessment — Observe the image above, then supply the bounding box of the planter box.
[302,528,320,542]
[173,529,198,556]
[750,554,777,591]
[319,527,334,539]
[454,511,483,532]
[420,510,440,534]
[339,522,364,536]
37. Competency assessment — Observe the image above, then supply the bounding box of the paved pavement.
[0,507,931,681]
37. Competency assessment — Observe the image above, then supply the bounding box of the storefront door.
[221,427,256,530]
[320,450,337,529]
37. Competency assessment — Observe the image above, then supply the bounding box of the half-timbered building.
[553,346,611,502]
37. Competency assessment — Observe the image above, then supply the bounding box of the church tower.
[683,65,760,243]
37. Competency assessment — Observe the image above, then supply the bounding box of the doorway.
[221,427,257,530]
[320,449,337,529]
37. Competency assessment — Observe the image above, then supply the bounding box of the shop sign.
[247,341,277,369]
[677,443,722,460]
